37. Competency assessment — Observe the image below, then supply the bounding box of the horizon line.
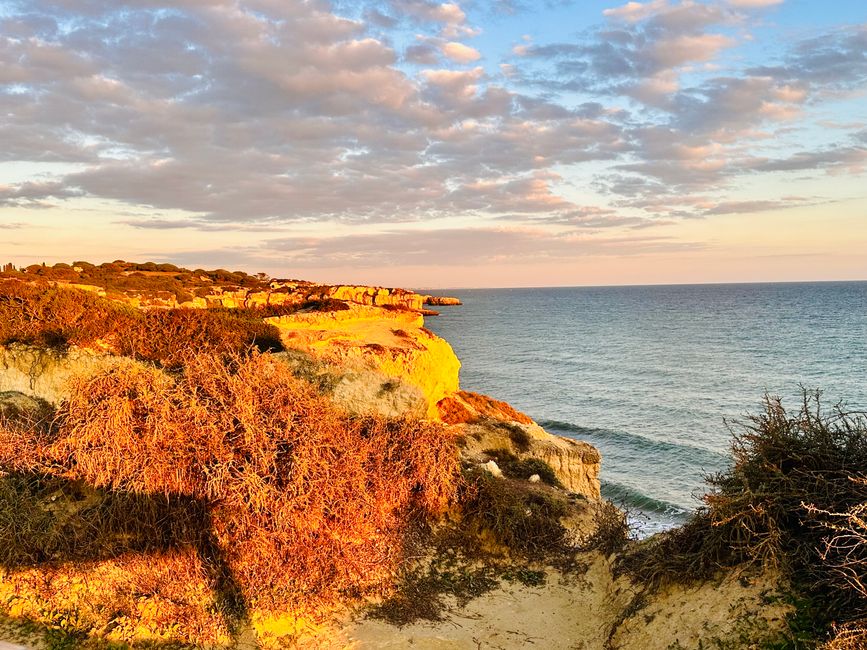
[415,278,867,292]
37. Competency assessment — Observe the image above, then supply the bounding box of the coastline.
[0,265,862,648]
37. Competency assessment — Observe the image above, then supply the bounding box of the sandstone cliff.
[0,275,797,650]
[0,344,121,405]
[440,390,601,498]
[265,304,460,421]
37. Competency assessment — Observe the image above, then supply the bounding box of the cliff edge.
[0,265,802,650]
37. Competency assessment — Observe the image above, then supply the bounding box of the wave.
[601,480,692,520]
[537,418,728,466]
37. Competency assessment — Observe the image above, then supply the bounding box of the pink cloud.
[441,41,481,63]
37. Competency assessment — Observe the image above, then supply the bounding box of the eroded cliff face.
[70,280,443,312]
[266,304,460,420]
[0,299,604,503]
[440,390,602,498]
[0,344,121,405]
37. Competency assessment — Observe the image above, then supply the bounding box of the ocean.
[423,282,867,535]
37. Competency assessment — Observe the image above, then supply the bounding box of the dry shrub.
[0,352,460,617]
[0,473,208,566]
[0,280,134,349]
[115,308,284,369]
[811,482,867,605]
[620,390,867,640]
[457,468,569,555]
[580,500,630,557]
[0,281,284,367]
[824,620,867,650]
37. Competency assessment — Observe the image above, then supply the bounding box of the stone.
[482,460,503,478]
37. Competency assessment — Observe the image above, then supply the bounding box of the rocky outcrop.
[461,416,601,499]
[0,344,122,405]
[323,285,426,311]
[423,295,462,306]
[440,390,601,499]
[274,349,429,420]
[93,282,435,312]
[530,436,601,498]
[439,390,534,425]
[266,304,460,419]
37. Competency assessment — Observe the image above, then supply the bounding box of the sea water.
[423,282,867,535]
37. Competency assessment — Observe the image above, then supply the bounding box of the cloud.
[404,43,440,65]
[265,227,702,267]
[0,181,83,208]
[0,0,863,245]
[385,0,475,38]
[441,41,481,62]
[728,0,783,7]
[746,25,867,95]
[513,0,739,106]
[116,217,286,232]
[700,197,819,216]
[752,145,867,173]
[603,1,668,23]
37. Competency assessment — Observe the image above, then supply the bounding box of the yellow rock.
[267,305,460,419]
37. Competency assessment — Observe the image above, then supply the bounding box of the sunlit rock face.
[0,345,123,405]
[441,390,602,500]
[267,304,461,420]
[325,286,427,311]
[424,295,462,306]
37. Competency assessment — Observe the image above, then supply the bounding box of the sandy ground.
[342,558,629,650]
[0,556,791,650]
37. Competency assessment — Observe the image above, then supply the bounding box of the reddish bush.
[0,280,134,349]
[0,353,460,614]
[116,308,284,369]
[0,281,284,367]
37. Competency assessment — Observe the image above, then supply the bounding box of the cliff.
[439,390,601,498]
[0,345,123,405]
[265,304,459,420]
[0,271,800,650]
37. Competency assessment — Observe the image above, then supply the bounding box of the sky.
[0,0,865,288]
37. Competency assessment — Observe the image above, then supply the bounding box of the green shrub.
[458,468,569,554]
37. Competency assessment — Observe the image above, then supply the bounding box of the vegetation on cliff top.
[620,391,867,648]
[0,353,460,632]
[0,280,284,367]
[1,260,272,301]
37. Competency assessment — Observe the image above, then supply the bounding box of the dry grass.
[0,352,460,621]
[824,620,867,650]
[0,281,284,367]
